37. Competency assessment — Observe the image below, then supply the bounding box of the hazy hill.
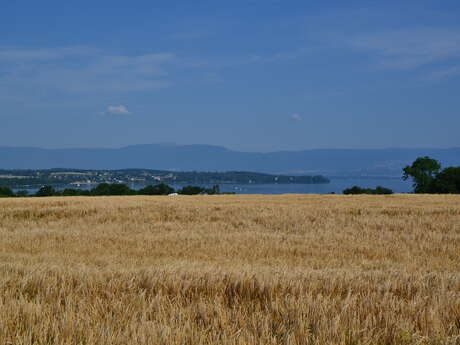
[1,144,459,176]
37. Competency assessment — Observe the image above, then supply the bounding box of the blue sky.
[1,0,460,151]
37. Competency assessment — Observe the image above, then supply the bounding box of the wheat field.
[0,194,459,345]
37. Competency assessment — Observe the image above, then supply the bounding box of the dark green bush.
[343,186,393,195]
[138,183,175,195]
[0,186,15,197]
[35,185,56,197]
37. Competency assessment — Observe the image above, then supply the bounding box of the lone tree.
[434,167,460,194]
[403,156,441,193]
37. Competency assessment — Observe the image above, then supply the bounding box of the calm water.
[16,178,412,195]
[211,178,411,194]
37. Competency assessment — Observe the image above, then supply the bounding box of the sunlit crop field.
[1,194,460,345]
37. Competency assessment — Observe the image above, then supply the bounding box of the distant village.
[0,169,330,189]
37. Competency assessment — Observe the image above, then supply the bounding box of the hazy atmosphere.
[2,0,460,151]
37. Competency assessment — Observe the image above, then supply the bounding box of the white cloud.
[106,105,131,115]
[291,113,302,121]
[350,28,460,70]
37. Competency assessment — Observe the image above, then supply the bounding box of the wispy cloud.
[426,65,460,81]
[291,113,302,121]
[106,105,131,115]
[249,49,306,64]
[0,47,177,94]
[0,46,96,60]
[350,28,460,70]
[169,32,207,40]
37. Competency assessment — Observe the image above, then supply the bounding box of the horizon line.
[1,144,459,153]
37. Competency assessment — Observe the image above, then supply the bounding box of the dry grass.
[0,194,459,345]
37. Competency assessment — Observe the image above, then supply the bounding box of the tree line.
[342,186,393,195]
[0,183,223,198]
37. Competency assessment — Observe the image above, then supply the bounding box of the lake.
[15,177,412,195]
[211,178,411,194]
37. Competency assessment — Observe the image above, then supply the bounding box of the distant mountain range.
[1,144,459,177]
